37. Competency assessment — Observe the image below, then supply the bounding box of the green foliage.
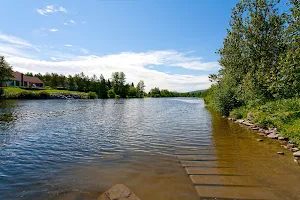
[4,90,49,99]
[205,0,299,115]
[0,56,13,87]
[107,89,116,98]
[229,98,300,147]
[136,80,145,98]
[128,86,137,97]
[88,92,98,99]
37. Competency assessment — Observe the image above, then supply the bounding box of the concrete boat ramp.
[175,149,277,200]
[99,148,280,200]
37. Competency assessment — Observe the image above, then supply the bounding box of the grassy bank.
[1,87,96,99]
[228,98,300,147]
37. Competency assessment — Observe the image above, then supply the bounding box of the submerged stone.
[98,184,141,200]
[293,151,300,158]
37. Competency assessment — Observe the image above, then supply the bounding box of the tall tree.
[136,80,145,98]
[0,56,13,96]
[279,0,300,98]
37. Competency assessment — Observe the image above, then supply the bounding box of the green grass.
[3,87,86,94]
[229,97,300,147]
[2,87,90,99]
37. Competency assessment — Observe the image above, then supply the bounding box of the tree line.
[205,0,299,115]
[1,56,203,98]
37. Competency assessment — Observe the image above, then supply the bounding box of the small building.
[6,72,44,87]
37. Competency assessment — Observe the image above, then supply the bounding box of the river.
[0,98,299,200]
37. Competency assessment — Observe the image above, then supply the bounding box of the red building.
[6,72,44,87]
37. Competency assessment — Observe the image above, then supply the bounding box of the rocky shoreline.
[226,117,300,164]
[49,93,86,99]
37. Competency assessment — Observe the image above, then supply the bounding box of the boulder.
[252,127,259,130]
[256,139,263,142]
[291,148,299,152]
[267,133,279,139]
[293,151,300,158]
[277,152,284,155]
[278,137,286,140]
[98,184,141,200]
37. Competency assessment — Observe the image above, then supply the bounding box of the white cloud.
[0,33,33,47]
[36,5,67,16]
[0,33,218,92]
[65,44,73,47]
[64,22,68,25]
[69,20,76,24]
[49,29,58,32]
[80,48,89,54]
[81,21,87,24]
[0,33,40,54]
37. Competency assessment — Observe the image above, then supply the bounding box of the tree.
[25,72,33,77]
[128,86,137,97]
[68,75,76,90]
[0,56,13,95]
[111,72,127,97]
[136,80,145,98]
[279,0,300,98]
[150,87,161,97]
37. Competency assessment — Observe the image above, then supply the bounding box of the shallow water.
[0,98,299,200]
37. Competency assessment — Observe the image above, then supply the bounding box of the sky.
[0,0,240,92]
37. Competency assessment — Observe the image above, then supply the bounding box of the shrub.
[39,91,50,98]
[88,92,97,99]
[108,89,116,98]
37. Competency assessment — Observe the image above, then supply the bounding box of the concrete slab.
[175,150,215,155]
[180,160,229,167]
[190,175,259,186]
[98,184,141,200]
[195,185,277,199]
[185,167,241,176]
[177,155,217,161]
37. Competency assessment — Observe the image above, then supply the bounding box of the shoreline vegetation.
[203,0,300,152]
[1,58,203,100]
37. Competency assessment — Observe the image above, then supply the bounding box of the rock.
[243,121,254,126]
[256,139,263,142]
[291,148,299,152]
[287,143,295,149]
[228,118,232,120]
[278,137,286,140]
[267,133,279,139]
[277,152,284,155]
[252,127,259,130]
[293,151,300,158]
[294,159,299,164]
[235,119,244,124]
[98,184,141,200]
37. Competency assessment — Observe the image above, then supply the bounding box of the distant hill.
[188,89,207,94]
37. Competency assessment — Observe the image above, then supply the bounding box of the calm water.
[0,98,299,200]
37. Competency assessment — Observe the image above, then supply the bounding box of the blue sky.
[0,0,239,92]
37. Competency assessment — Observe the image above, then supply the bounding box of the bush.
[108,89,116,98]
[88,92,97,99]
[39,91,50,98]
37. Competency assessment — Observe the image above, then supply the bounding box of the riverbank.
[203,95,300,148]
[1,87,97,99]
